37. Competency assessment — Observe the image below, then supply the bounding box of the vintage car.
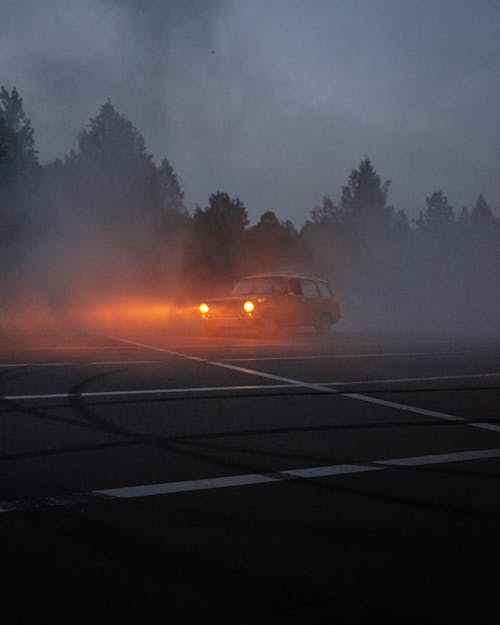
[198,272,340,335]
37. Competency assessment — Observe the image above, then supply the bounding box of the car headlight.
[199,303,210,315]
[243,300,254,313]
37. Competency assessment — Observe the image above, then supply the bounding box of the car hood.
[203,294,262,304]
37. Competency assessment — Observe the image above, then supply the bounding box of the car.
[198,272,341,335]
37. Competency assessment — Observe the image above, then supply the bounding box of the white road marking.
[0,360,161,369]
[4,336,497,436]
[106,336,206,361]
[375,448,500,466]
[284,464,382,478]
[471,423,500,433]
[0,362,73,368]
[343,393,465,422]
[87,360,161,366]
[3,370,498,405]
[208,360,330,388]
[1,444,499,513]
[92,447,500,499]
[318,372,500,386]
[94,473,280,498]
[2,383,294,401]
[222,351,471,362]
[105,336,500,431]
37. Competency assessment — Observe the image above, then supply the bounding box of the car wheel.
[315,313,332,335]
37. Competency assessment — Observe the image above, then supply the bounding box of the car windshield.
[232,277,285,295]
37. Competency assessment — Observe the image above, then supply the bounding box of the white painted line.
[375,448,500,467]
[318,372,500,386]
[106,336,205,361]
[86,360,161,366]
[223,351,471,362]
[208,360,330,388]
[0,360,162,369]
[93,447,500,500]
[3,383,295,401]
[104,338,461,420]
[105,336,499,432]
[2,447,500,513]
[284,464,382,478]
[0,362,73,368]
[344,393,466,422]
[471,423,500,433]
[94,473,279,498]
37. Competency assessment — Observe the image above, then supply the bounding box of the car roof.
[241,272,328,282]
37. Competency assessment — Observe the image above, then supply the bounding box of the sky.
[1,0,498,225]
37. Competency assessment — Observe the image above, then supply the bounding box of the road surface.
[1,330,499,624]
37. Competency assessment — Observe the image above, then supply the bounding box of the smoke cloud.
[0,0,498,224]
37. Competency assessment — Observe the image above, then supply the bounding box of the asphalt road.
[1,329,500,624]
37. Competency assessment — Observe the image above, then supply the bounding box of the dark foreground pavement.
[1,330,500,624]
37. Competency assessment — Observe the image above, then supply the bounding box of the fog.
[1,0,498,224]
[0,1,499,340]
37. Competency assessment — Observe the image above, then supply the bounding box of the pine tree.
[417,191,455,232]
[0,86,39,244]
[0,87,38,187]
[69,100,156,225]
[470,194,493,226]
[191,191,249,281]
[156,157,186,215]
[340,157,392,231]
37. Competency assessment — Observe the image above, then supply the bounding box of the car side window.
[317,281,331,297]
[288,278,303,296]
[302,279,320,298]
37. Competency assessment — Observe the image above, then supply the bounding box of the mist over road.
[1,330,500,624]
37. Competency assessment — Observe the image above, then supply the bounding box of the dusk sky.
[1,0,498,224]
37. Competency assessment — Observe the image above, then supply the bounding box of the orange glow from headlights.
[243,300,254,313]
[199,303,210,315]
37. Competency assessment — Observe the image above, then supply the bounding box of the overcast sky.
[1,0,498,224]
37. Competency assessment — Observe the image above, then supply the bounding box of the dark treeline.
[1,87,499,334]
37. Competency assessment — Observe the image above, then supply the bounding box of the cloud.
[0,0,498,224]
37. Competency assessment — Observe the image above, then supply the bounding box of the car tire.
[315,313,332,335]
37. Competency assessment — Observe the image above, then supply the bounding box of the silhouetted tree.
[417,191,455,232]
[340,157,393,235]
[0,86,39,244]
[470,194,493,227]
[0,87,38,186]
[245,210,298,273]
[310,195,345,227]
[190,191,249,283]
[67,100,156,227]
[156,157,186,215]
[393,209,412,237]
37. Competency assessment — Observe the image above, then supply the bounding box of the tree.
[393,209,412,237]
[417,191,455,232]
[0,87,38,187]
[191,191,249,282]
[0,86,39,244]
[194,191,249,235]
[245,210,298,273]
[68,100,157,228]
[470,194,493,226]
[156,157,186,216]
[310,195,345,227]
[78,100,147,164]
[340,157,393,233]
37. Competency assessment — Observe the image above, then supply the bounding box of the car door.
[316,280,340,322]
[285,277,306,325]
[300,278,322,325]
